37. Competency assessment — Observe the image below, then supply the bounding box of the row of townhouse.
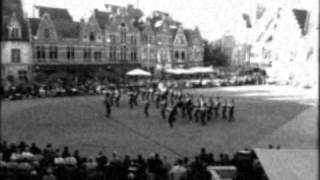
[1,0,204,84]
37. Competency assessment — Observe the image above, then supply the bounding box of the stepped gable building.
[142,11,204,69]
[1,3,205,83]
[1,0,32,84]
[29,6,107,77]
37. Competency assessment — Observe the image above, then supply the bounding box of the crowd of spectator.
[0,141,276,180]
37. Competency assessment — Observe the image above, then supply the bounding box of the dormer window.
[8,26,21,39]
[90,32,95,41]
[8,13,22,39]
[44,29,50,39]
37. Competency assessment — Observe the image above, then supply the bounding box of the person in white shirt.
[169,159,187,180]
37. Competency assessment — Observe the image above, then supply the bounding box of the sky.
[22,0,318,42]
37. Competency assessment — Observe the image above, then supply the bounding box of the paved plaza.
[2,85,317,161]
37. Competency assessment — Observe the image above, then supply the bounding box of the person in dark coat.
[194,100,200,123]
[160,98,168,120]
[128,89,135,109]
[114,88,121,107]
[228,99,235,121]
[207,97,214,121]
[144,99,150,118]
[168,105,178,128]
[104,94,111,117]
[222,99,227,120]
[187,97,194,121]
[214,97,221,118]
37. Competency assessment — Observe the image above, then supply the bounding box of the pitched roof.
[2,0,30,41]
[33,6,80,39]
[29,18,40,36]
[2,0,24,18]
[55,21,80,38]
[292,9,308,35]
[184,29,194,43]
[94,9,111,30]
[36,6,73,22]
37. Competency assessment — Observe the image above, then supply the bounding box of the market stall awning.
[188,66,215,73]
[165,66,215,75]
[254,148,317,180]
[126,68,151,76]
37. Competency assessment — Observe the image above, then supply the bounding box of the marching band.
[103,85,236,127]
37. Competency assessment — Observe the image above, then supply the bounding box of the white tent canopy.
[126,68,151,76]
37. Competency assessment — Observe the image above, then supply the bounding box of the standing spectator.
[169,159,187,180]
[42,168,58,180]
[62,146,70,158]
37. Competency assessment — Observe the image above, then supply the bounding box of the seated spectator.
[42,168,58,180]
[62,146,71,158]
[30,143,41,155]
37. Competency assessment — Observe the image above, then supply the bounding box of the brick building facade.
[1,2,204,83]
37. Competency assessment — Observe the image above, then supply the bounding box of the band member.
[144,99,150,118]
[228,99,235,121]
[199,96,207,126]
[109,88,115,107]
[114,88,121,107]
[207,97,214,121]
[155,90,161,108]
[148,87,154,101]
[104,94,111,117]
[181,95,187,118]
[222,99,227,119]
[214,97,221,118]
[128,89,135,109]
[194,99,200,123]
[186,96,194,121]
[160,98,168,120]
[168,105,178,128]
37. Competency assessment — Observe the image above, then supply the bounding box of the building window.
[67,47,75,60]
[109,34,116,44]
[11,49,21,63]
[44,29,50,39]
[130,48,137,62]
[109,46,116,61]
[90,33,95,41]
[120,46,127,61]
[181,52,185,60]
[36,46,46,61]
[131,35,136,45]
[175,51,179,59]
[9,27,21,39]
[83,48,92,61]
[120,31,126,43]
[49,46,58,60]
[18,70,27,80]
[94,51,102,62]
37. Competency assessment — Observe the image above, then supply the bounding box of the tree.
[203,41,229,67]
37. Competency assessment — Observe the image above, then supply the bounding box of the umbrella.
[126,68,152,76]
